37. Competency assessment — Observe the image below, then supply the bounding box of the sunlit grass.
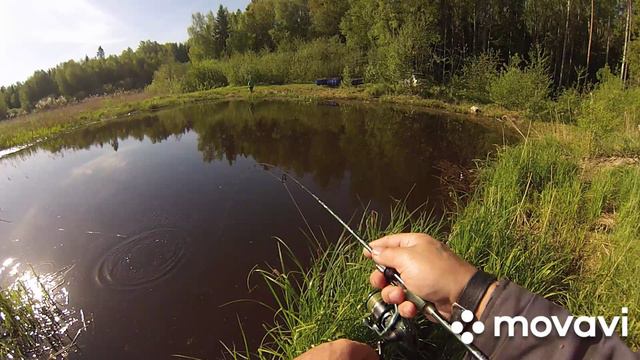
[224,135,639,359]
[0,263,83,359]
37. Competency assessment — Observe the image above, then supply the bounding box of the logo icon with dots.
[451,310,485,345]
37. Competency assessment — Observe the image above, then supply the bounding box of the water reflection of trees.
[23,100,510,203]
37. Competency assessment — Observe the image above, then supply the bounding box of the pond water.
[0,100,510,359]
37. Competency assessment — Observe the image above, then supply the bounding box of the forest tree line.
[2,0,640,120]
[0,42,188,118]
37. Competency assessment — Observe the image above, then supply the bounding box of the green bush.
[452,51,499,103]
[0,95,7,120]
[182,61,229,92]
[146,62,189,95]
[489,51,552,116]
[578,68,640,134]
[222,51,289,86]
[221,38,355,86]
[552,87,582,124]
[364,83,392,97]
[288,38,352,82]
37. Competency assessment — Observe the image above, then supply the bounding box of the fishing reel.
[364,290,418,358]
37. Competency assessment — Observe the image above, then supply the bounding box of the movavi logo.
[452,307,630,344]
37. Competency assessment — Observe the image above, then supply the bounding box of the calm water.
[0,100,509,359]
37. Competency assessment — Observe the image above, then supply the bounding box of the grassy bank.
[0,84,513,152]
[227,136,639,359]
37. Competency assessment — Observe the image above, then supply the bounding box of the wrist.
[445,265,477,317]
[475,282,497,319]
[450,270,497,323]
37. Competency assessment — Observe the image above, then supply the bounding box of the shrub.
[489,50,552,116]
[577,67,640,150]
[0,95,7,120]
[552,87,582,124]
[146,62,189,95]
[222,52,289,86]
[364,83,392,97]
[181,61,229,92]
[288,38,351,82]
[452,51,499,103]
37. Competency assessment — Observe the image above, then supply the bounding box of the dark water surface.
[0,100,509,359]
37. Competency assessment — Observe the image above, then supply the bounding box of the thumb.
[371,246,407,271]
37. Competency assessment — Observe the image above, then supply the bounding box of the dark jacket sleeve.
[469,279,638,360]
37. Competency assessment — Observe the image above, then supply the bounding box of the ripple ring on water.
[95,228,189,290]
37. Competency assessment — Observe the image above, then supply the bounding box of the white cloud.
[0,0,125,46]
[0,0,129,85]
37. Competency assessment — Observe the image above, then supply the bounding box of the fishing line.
[258,163,488,360]
[280,173,321,247]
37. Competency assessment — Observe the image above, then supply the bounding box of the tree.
[97,46,105,60]
[586,0,595,71]
[0,91,7,119]
[19,70,59,110]
[244,0,277,51]
[621,0,632,84]
[227,10,251,54]
[309,0,349,37]
[188,12,217,61]
[214,6,230,57]
[270,0,311,45]
[165,43,190,63]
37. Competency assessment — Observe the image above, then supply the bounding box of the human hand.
[295,339,378,360]
[363,233,477,320]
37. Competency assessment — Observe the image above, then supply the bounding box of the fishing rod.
[260,164,489,360]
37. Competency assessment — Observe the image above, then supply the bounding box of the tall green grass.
[228,136,639,359]
[448,137,639,348]
[224,202,447,359]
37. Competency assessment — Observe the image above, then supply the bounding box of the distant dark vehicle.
[315,77,364,87]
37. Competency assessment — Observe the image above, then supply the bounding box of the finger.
[369,233,426,247]
[369,271,387,289]
[362,247,373,259]
[398,301,418,318]
[381,285,405,304]
[370,246,407,270]
[340,340,379,360]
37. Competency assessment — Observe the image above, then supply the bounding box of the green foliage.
[188,12,218,61]
[288,38,353,82]
[489,51,552,116]
[578,69,640,136]
[222,51,289,86]
[552,87,582,124]
[181,61,229,92]
[270,0,311,46]
[244,0,277,52]
[577,68,640,151]
[0,93,7,119]
[309,0,349,37]
[19,70,59,110]
[220,38,352,86]
[364,83,392,97]
[146,62,189,95]
[452,51,499,103]
[357,1,438,84]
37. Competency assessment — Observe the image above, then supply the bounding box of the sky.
[0,0,250,87]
